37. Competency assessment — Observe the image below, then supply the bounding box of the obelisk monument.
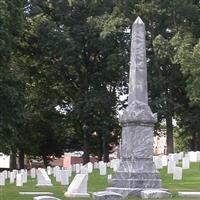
[93,17,171,199]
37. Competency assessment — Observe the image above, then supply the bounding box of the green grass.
[1,163,200,200]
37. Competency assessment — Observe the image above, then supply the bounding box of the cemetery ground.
[0,163,200,200]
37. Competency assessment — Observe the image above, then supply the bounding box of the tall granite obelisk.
[105,17,171,199]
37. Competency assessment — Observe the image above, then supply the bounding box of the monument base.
[93,188,171,199]
[64,192,90,198]
[93,191,122,200]
[141,189,172,199]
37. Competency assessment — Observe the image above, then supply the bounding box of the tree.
[116,0,200,153]
[0,0,26,169]
[23,0,129,164]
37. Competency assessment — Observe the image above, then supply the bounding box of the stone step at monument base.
[93,191,123,200]
[105,187,171,199]
[106,187,142,198]
[111,178,162,188]
[115,172,160,179]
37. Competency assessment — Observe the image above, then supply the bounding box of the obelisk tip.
[133,16,144,25]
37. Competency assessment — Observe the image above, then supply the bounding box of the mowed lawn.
[1,163,200,200]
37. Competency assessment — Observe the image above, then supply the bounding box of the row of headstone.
[0,169,28,186]
[153,151,198,170]
[153,151,200,181]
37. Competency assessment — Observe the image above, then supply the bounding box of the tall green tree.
[0,0,26,168]
[22,0,129,164]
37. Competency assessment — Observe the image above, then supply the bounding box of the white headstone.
[36,168,53,186]
[64,174,90,198]
[154,156,163,169]
[87,162,93,173]
[72,164,76,172]
[22,170,28,183]
[189,151,197,162]
[161,155,168,167]
[173,167,182,180]
[10,171,15,183]
[197,151,200,161]
[75,164,81,174]
[168,153,178,164]
[107,174,112,184]
[55,169,61,182]
[178,152,184,160]
[112,159,120,172]
[53,166,60,177]
[182,157,190,169]
[2,170,8,179]
[47,166,52,175]
[107,162,111,168]
[31,168,36,178]
[68,166,72,177]
[80,166,88,174]
[99,162,107,175]
[60,170,69,185]
[16,173,23,186]
[94,162,99,169]
[167,161,176,174]
[0,173,5,186]
[13,169,18,178]
[8,171,10,178]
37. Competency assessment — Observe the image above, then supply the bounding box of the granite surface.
[93,191,122,200]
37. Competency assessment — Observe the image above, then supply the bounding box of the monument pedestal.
[104,103,170,198]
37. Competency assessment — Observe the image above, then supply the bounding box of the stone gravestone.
[64,174,90,198]
[68,166,72,177]
[31,168,36,178]
[2,170,7,179]
[61,170,69,185]
[22,170,28,183]
[87,162,93,173]
[55,169,61,182]
[75,164,81,174]
[94,162,99,169]
[93,17,171,199]
[16,173,23,187]
[10,171,15,183]
[81,165,88,175]
[47,166,52,175]
[53,166,60,177]
[161,155,168,167]
[167,161,176,174]
[107,174,112,184]
[173,167,182,180]
[154,156,163,170]
[188,151,197,162]
[182,157,190,169]
[0,173,5,186]
[99,162,107,176]
[36,168,53,187]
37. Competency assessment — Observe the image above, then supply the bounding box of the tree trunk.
[42,154,48,168]
[83,131,90,165]
[10,151,17,170]
[19,149,24,169]
[98,134,103,161]
[103,133,109,163]
[166,113,174,154]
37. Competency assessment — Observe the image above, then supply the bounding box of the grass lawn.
[1,163,200,200]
